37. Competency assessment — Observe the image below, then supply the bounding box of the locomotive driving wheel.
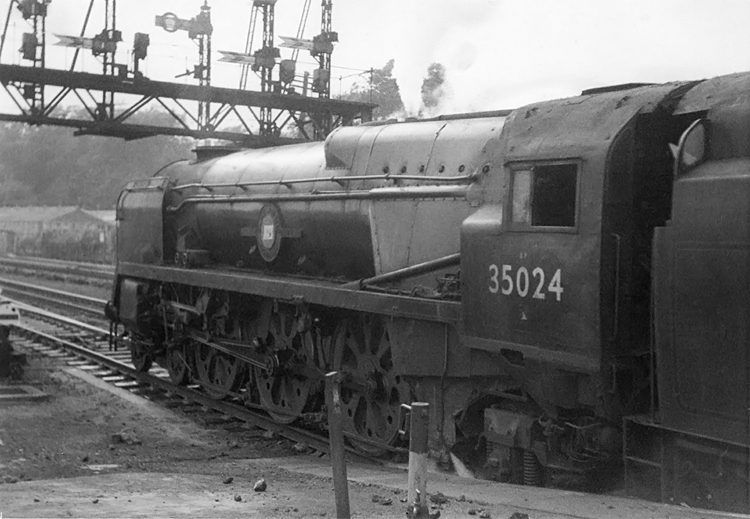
[166,341,191,386]
[194,343,246,399]
[254,306,317,424]
[333,313,412,456]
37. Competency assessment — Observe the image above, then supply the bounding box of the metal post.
[407,402,430,518]
[0,325,10,378]
[325,371,350,519]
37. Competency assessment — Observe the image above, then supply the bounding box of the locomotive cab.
[461,84,693,413]
[460,82,711,481]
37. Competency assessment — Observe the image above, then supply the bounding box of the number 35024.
[488,264,563,301]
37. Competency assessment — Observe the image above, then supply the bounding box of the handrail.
[123,176,170,192]
[166,185,474,213]
[609,233,621,341]
[170,172,479,192]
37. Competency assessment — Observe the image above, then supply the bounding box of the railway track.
[0,262,409,460]
[0,276,107,317]
[5,293,387,466]
[0,256,114,282]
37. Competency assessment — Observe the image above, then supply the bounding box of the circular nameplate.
[256,204,282,262]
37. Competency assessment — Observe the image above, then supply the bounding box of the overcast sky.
[2,0,750,115]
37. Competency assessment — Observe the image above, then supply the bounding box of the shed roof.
[0,206,79,222]
[50,208,109,225]
[0,206,116,225]
[83,210,116,225]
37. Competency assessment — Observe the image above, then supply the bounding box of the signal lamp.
[134,32,150,60]
[20,33,37,60]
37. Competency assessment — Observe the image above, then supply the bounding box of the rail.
[0,256,114,281]
[0,277,107,317]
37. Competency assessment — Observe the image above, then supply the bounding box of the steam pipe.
[342,253,461,290]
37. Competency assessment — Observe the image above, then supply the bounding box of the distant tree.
[0,108,193,208]
[421,63,446,109]
[340,59,405,120]
[0,175,35,206]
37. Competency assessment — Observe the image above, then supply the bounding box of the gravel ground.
[0,265,428,517]
[0,345,443,518]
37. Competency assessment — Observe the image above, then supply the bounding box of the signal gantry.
[0,0,373,145]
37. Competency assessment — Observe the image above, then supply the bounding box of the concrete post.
[325,371,351,519]
[407,402,430,517]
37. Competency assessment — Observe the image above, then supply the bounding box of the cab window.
[510,163,578,229]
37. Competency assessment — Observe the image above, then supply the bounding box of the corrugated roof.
[51,208,106,224]
[83,210,116,224]
[0,206,79,222]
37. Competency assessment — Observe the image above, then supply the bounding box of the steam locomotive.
[106,70,750,512]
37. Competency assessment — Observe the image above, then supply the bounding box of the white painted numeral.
[501,264,513,295]
[516,267,529,297]
[489,264,499,294]
[548,269,564,301]
[487,264,563,301]
[532,267,546,299]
